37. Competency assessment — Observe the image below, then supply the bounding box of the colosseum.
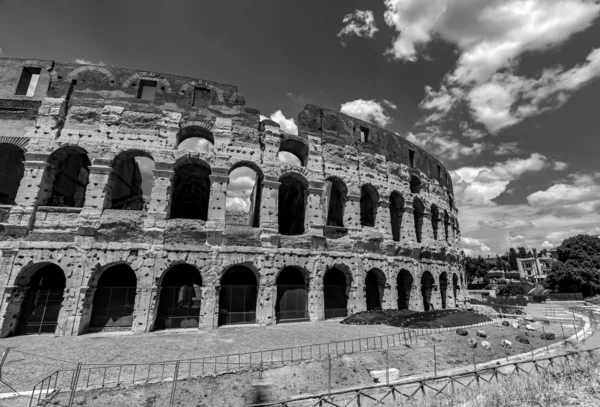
[0,58,465,338]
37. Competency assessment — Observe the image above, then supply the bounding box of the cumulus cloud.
[462,236,492,256]
[265,110,298,135]
[406,128,485,160]
[75,58,105,66]
[226,167,258,212]
[338,10,379,44]
[553,161,569,171]
[340,99,395,127]
[541,241,555,249]
[380,0,600,133]
[493,142,521,156]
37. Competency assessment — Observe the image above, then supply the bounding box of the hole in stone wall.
[444,210,450,242]
[193,87,214,107]
[360,184,379,227]
[0,143,25,205]
[177,126,214,153]
[89,264,137,331]
[137,79,157,101]
[324,267,349,319]
[278,139,308,167]
[226,165,261,227]
[108,151,155,210]
[366,269,385,311]
[421,271,435,311]
[276,267,308,323]
[409,149,415,167]
[43,146,91,208]
[325,177,347,228]
[360,127,369,143]
[397,269,413,310]
[389,191,404,242]
[413,198,425,243]
[219,266,258,326]
[410,175,421,194]
[155,264,202,330]
[278,173,308,236]
[431,204,440,240]
[170,161,211,220]
[278,151,302,167]
[15,67,41,97]
[453,273,459,307]
[440,272,448,309]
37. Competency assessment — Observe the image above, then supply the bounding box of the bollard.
[328,354,332,398]
[0,347,9,380]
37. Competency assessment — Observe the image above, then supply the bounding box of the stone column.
[200,286,219,331]
[401,204,416,243]
[0,285,25,337]
[306,183,324,234]
[389,281,399,310]
[344,194,361,232]
[257,284,276,326]
[259,178,280,231]
[131,284,155,334]
[207,169,229,230]
[308,278,323,322]
[148,166,175,217]
[6,159,49,236]
[144,284,160,332]
[376,200,393,239]
[77,165,112,236]
[421,212,434,246]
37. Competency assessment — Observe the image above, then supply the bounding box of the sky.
[1,0,600,256]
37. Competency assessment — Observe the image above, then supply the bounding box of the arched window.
[323,267,351,319]
[447,192,454,210]
[177,126,214,154]
[365,269,386,311]
[276,267,308,323]
[219,266,258,325]
[16,263,66,336]
[413,198,425,243]
[156,264,202,330]
[41,146,90,208]
[90,264,137,331]
[325,177,347,228]
[439,272,448,309]
[444,210,450,242]
[107,151,154,210]
[397,269,413,310]
[390,191,404,242]
[410,175,421,194]
[278,173,308,235]
[421,271,435,311]
[278,138,308,167]
[0,143,25,205]
[452,273,459,308]
[431,204,440,240]
[360,184,379,227]
[225,164,262,227]
[169,159,211,220]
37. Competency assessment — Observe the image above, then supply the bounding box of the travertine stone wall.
[0,58,466,337]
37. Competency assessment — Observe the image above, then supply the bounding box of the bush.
[497,283,527,296]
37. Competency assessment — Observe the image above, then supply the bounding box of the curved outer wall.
[0,58,465,337]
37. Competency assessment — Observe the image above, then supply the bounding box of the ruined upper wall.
[298,105,453,194]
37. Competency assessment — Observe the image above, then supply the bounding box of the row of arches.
[11,262,463,336]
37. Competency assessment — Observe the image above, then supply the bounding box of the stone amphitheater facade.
[0,58,465,337]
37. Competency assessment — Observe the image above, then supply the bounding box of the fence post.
[541,325,549,353]
[433,345,437,378]
[67,362,82,407]
[385,349,390,385]
[169,361,180,407]
[0,347,9,380]
[573,312,578,343]
[560,320,565,339]
[327,354,332,398]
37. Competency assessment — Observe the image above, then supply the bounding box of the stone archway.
[218,266,258,326]
[365,269,386,311]
[89,264,137,332]
[440,272,448,309]
[155,264,202,330]
[275,267,308,323]
[421,271,435,311]
[397,269,413,310]
[323,267,351,319]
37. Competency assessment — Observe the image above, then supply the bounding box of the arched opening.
[278,138,308,167]
[452,273,459,308]
[0,143,25,205]
[325,177,347,228]
[365,269,386,311]
[360,184,379,227]
[440,272,448,309]
[155,264,202,330]
[324,267,350,319]
[90,264,137,331]
[219,266,258,325]
[447,192,454,210]
[276,267,308,323]
[225,164,262,227]
[169,159,211,220]
[42,146,90,207]
[421,271,435,312]
[397,270,413,310]
[108,151,154,210]
[390,191,404,242]
[413,198,425,243]
[278,173,308,236]
[410,175,421,194]
[444,211,450,242]
[177,126,214,154]
[16,264,65,335]
[431,204,440,240]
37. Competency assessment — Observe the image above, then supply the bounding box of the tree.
[508,248,518,270]
[546,235,600,297]
[497,282,526,296]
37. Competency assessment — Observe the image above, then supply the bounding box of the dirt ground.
[43,321,576,407]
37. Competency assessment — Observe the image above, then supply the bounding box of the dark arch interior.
[439,272,448,309]
[219,266,258,325]
[397,270,413,310]
[326,177,347,228]
[324,267,349,319]
[276,267,308,322]
[90,264,137,331]
[413,199,425,243]
[390,191,404,242]
[16,264,66,336]
[110,152,152,210]
[444,211,450,242]
[170,163,211,220]
[360,185,379,227]
[156,264,203,330]
[46,148,91,208]
[410,175,422,194]
[0,144,25,205]
[431,205,440,240]
[452,273,459,307]
[279,139,308,167]
[177,126,214,146]
[366,269,385,311]
[421,271,435,312]
[278,174,307,236]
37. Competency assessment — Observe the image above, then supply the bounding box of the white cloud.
[541,241,555,249]
[493,142,521,156]
[527,172,600,209]
[226,167,258,212]
[380,0,600,133]
[340,99,395,127]
[267,110,298,135]
[75,58,105,66]
[460,122,486,140]
[382,99,397,110]
[461,236,492,256]
[553,161,568,171]
[406,129,485,161]
[338,10,379,44]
